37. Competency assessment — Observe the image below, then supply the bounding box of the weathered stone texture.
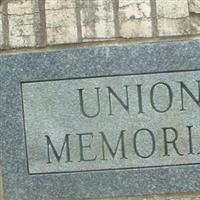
[189,0,200,13]
[190,14,200,34]
[45,0,76,10]
[0,2,3,47]
[80,0,115,41]
[45,0,78,45]
[189,0,200,34]
[158,18,191,36]
[119,0,152,38]
[0,13,3,47]
[8,0,35,47]
[0,0,199,49]
[156,0,190,36]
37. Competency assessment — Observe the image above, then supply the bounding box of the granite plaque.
[22,71,200,174]
[2,40,200,200]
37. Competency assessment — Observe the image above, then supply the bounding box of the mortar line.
[113,0,120,37]
[75,0,82,42]
[150,0,158,37]
[2,0,9,48]
[33,0,47,47]
[1,34,200,55]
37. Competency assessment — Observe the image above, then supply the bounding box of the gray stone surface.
[22,71,200,174]
[1,40,200,199]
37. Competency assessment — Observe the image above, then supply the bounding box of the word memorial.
[22,70,200,174]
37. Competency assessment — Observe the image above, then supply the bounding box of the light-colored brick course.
[7,0,35,47]
[119,0,152,38]
[156,0,190,36]
[156,0,189,18]
[0,13,3,47]
[189,0,200,34]
[45,0,78,44]
[8,14,35,47]
[157,17,190,36]
[80,0,115,40]
[0,0,200,48]
[45,9,78,44]
[189,0,200,13]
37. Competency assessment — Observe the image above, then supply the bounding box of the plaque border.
[21,68,200,175]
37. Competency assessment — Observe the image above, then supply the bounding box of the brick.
[45,0,78,44]
[0,0,199,50]
[119,0,152,38]
[156,0,190,36]
[8,0,35,47]
[157,18,190,36]
[0,2,4,48]
[45,0,76,10]
[156,0,189,18]
[7,0,33,15]
[190,14,200,34]
[189,0,200,35]
[189,0,200,13]
[8,15,35,48]
[0,13,3,47]
[80,0,115,40]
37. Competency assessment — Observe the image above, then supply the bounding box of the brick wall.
[1,0,200,200]
[0,0,200,50]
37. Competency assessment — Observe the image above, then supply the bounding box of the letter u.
[78,87,100,118]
